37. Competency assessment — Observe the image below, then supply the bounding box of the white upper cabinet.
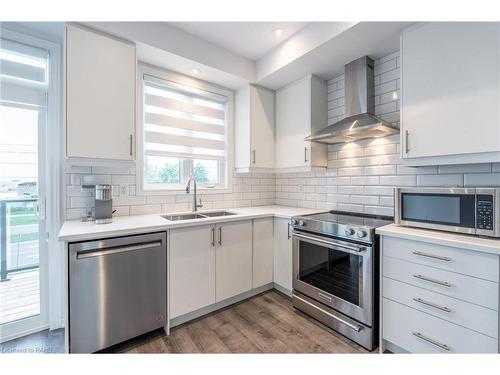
[275,75,328,172]
[235,84,275,173]
[65,25,136,160]
[401,22,500,165]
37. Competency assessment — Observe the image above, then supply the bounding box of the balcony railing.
[0,198,39,282]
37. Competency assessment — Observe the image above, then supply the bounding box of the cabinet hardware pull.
[412,251,451,262]
[304,147,307,162]
[413,274,452,287]
[129,134,133,156]
[211,227,215,247]
[405,130,409,154]
[252,149,256,164]
[412,332,451,351]
[218,227,222,246]
[413,297,452,313]
[287,222,291,239]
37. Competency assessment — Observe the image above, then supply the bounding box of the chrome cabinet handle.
[294,294,362,332]
[218,227,222,246]
[412,332,451,352]
[211,227,215,247]
[304,147,307,162]
[252,149,256,164]
[287,222,291,239]
[129,134,133,156]
[405,130,409,154]
[413,297,452,313]
[412,251,452,262]
[413,274,452,287]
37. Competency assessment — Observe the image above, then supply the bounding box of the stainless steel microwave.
[395,187,500,238]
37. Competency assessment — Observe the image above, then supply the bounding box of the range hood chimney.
[305,56,399,144]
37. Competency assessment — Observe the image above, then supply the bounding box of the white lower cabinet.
[215,221,253,301]
[380,234,500,353]
[383,299,498,353]
[273,217,293,294]
[252,218,274,288]
[169,224,216,319]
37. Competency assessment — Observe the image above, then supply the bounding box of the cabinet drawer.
[383,277,498,338]
[383,257,498,310]
[383,298,498,353]
[383,236,499,282]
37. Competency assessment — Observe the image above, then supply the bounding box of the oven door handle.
[292,232,366,253]
[293,294,363,332]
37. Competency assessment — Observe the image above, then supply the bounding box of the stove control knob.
[356,230,367,238]
[291,218,298,225]
[298,220,306,227]
[344,228,355,236]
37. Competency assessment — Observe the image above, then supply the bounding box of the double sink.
[162,211,237,221]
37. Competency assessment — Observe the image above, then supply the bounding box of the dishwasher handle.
[76,241,162,260]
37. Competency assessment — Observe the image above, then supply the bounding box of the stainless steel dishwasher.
[69,232,167,353]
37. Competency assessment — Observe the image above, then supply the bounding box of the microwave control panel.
[477,195,494,230]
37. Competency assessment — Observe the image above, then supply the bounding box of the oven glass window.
[401,193,475,228]
[298,241,360,306]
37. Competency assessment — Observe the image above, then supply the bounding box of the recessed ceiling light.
[191,68,200,75]
[274,28,283,39]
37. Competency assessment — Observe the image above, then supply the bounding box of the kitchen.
[1,1,500,371]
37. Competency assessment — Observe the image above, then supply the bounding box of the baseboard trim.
[272,283,292,298]
[169,283,274,328]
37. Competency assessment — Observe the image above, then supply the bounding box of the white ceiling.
[169,22,309,60]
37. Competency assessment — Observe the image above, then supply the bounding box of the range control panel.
[477,195,494,231]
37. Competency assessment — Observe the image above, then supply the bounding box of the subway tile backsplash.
[65,50,500,220]
[275,50,500,217]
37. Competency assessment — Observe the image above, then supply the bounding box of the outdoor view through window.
[0,39,47,327]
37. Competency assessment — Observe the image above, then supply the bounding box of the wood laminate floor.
[108,290,370,354]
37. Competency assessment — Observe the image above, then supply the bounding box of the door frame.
[0,27,62,343]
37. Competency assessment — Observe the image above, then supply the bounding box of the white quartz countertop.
[376,224,500,256]
[58,205,323,242]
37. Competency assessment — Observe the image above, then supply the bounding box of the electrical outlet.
[120,184,128,196]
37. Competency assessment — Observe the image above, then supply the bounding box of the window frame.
[136,63,234,195]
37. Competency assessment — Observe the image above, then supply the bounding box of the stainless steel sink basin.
[161,211,237,221]
[162,213,208,221]
[201,211,237,217]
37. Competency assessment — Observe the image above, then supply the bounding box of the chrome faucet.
[186,177,203,212]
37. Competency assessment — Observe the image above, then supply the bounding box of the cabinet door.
[275,77,310,170]
[66,25,136,160]
[169,225,215,318]
[273,218,293,294]
[215,220,252,301]
[401,22,500,159]
[250,86,275,169]
[252,218,274,288]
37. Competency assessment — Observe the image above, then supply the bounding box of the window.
[139,69,231,192]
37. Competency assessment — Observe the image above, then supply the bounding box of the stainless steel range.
[290,210,393,350]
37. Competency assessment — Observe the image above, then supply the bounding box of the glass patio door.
[0,35,49,341]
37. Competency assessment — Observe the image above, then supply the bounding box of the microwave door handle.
[292,232,366,253]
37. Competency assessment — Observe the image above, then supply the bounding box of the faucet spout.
[186,177,203,212]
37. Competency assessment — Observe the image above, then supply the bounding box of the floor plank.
[117,290,370,354]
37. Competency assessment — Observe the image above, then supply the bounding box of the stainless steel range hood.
[305,56,399,144]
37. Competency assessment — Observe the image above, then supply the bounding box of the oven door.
[292,230,373,326]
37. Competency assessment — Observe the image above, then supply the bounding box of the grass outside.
[9,232,38,243]
[9,214,37,226]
